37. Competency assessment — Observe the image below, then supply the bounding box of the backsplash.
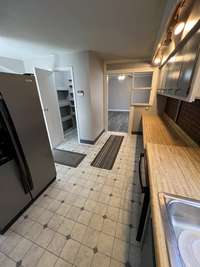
[165,97,200,145]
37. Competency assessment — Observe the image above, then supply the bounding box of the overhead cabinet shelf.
[158,22,200,102]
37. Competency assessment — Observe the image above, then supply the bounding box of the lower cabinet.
[140,212,156,267]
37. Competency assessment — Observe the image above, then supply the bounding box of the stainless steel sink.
[159,193,200,267]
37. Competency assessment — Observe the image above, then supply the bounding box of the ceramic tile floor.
[0,132,143,267]
[57,129,92,155]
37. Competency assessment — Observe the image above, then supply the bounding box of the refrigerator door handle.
[0,96,33,193]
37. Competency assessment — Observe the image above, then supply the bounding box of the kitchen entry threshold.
[53,149,86,167]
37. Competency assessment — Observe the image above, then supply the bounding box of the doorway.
[53,68,79,148]
[35,67,80,150]
[107,74,131,133]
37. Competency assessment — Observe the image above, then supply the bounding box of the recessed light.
[118,75,126,81]
[174,22,185,35]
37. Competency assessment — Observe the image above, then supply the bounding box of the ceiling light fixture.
[153,57,161,65]
[118,75,126,81]
[174,22,185,35]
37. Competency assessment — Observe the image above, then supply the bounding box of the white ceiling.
[0,0,166,60]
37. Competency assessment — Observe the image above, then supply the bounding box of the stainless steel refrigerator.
[0,73,56,234]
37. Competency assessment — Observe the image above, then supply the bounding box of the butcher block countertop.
[142,114,200,267]
[147,144,200,267]
[142,114,196,148]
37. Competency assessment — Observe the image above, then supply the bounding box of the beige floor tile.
[112,238,129,263]
[110,259,125,267]
[91,252,110,267]
[82,227,100,248]
[57,218,75,236]
[89,214,103,231]
[54,258,72,267]
[71,223,87,242]
[48,214,65,231]
[0,256,16,267]
[13,218,34,236]
[36,251,57,267]
[35,228,55,248]
[102,219,116,236]
[109,196,121,208]
[93,203,107,216]
[97,232,114,256]
[106,207,119,221]
[98,192,110,204]
[60,239,80,263]
[66,206,81,221]
[77,210,92,225]
[74,245,93,267]
[37,209,54,225]
[56,204,71,217]
[88,191,100,201]
[9,237,32,261]
[0,231,22,255]
[24,222,43,241]
[115,223,130,243]
[0,252,6,265]
[74,197,87,208]
[47,233,67,256]
[84,200,97,211]
[28,206,44,220]
[118,209,131,225]
[22,244,44,267]
[48,200,61,212]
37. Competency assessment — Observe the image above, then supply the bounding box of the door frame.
[105,69,133,134]
[53,66,81,144]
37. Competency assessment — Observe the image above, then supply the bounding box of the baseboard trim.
[108,109,129,112]
[80,129,105,145]
[132,131,143,135]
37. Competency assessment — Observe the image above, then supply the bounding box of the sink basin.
[159,193,200,267]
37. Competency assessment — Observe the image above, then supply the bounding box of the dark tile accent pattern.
[176,99,200,145]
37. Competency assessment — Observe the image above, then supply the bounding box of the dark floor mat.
[91,135,124,170]
[53,149,86,167]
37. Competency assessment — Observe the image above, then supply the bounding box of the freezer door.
[0,73,56,198]
[0,159,32,233]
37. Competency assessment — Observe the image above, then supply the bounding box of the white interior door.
[34,68,64,148]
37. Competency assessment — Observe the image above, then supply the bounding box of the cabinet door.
[165,54,182,95]
[177,30,200,97]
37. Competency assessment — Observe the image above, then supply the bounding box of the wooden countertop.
[142,114,194,148]
[147,144,200,267]
[142,114,199,267]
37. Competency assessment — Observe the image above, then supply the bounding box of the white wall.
[24,55,55,73]
[89,52,104,140]
[108,76,131,111]
[0,51,105,143]
[0,56,25,73]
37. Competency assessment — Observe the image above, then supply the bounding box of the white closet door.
[35,68,64,148]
